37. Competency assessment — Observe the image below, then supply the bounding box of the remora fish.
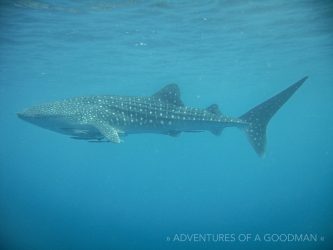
[17,77,307,156]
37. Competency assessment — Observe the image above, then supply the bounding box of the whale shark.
[17,77,307,156]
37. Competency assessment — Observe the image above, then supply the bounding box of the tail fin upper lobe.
[240,77,308,156]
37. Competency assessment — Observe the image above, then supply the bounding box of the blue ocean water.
[1,1,333,249]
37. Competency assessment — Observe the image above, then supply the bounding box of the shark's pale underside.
[18,77,307,156]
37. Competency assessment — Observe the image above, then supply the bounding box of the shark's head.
[17,101,78,132]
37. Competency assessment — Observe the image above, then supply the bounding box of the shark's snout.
[17,109,46,122]
[17,112,28,120]
[17,111,37,123]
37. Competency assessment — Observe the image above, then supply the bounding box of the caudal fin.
[240,77,308,156]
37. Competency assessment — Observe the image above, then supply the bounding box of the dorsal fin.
[206,104,221,115]
[153,84,184,106]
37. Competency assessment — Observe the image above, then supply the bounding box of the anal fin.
[210,128,223,136]
[165,131,182,137]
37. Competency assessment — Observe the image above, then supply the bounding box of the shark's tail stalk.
[240,77,308,156]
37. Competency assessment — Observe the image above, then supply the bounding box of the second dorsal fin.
[153,84,184,106]
[206,104,222,115]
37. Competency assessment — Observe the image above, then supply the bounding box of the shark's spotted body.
[18,77,307,156]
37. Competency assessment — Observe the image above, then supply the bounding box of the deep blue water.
[1,1,333,249]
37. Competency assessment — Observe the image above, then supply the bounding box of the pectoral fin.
[94,123,121,143]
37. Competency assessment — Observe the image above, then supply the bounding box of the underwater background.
[1,1,332,249]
